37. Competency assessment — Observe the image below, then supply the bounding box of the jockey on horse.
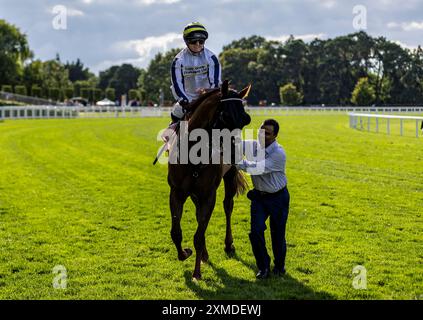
[168,22,221,134]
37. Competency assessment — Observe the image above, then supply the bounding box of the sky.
[1,0,422,75]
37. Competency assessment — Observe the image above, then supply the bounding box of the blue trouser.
[248,187,290,271]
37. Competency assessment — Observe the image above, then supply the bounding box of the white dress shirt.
[236,140,287,193]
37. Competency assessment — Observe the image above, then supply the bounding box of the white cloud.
[92,33,184,73]
[79,0,181,5]
[267,33,326,43]
[393,40,417,50]
[310,0,336,9]
[134,0,181,4]
[116,32,183,57]
[321,0,336,9]
[387,21,423,31]
[67,8,85,17]
[387,22,399,29]
[48,6,84,17]
[402,21,423,31]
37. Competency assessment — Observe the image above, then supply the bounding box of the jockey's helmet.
[183,22,208,42]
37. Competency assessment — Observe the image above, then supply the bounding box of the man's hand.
[196,87,206,95]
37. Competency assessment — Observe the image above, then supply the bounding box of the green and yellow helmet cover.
[183,22,208,41]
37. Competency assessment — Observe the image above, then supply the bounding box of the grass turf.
[0,115,421,299]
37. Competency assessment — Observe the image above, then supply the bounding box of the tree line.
[1,18,422,106]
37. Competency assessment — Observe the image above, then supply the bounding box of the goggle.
[187,39,205,45]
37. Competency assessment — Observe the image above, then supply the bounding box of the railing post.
[376,117,378,133]
[387,119,390,135]
[400,119,403,136]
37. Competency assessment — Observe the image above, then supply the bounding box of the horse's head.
[214,80,251,130]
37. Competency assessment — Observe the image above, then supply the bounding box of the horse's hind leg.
[223,166,237,256]
[170,188,192,261]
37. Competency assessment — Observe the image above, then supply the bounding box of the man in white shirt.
[237,119,290,279]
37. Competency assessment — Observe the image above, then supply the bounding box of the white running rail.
[349,112,423,138]
[1,105,423,121]
[0,106,165,120]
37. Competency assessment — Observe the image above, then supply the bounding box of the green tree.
[80,88,91,102]
[368,73,391,104]
[93,88,103,102]
[220,47,260,104]
[14,85,27,96]
[373,38,411,104]
[0,19,32,86]
[63,87,75,100]
[1,85,13,93]
[23,60,44,92]
[99,64,140,99]
[73,78,97,97]
[31,85,42,97]
[105,88,115,102]
[64,58,92,82]
[351,77,376,105]
[99,66,119,89]
[222,35,267,50]
[48,87,60,101]
[138,49,180,103]
[42,60,71,91]
[280,36,308,92]
[128,89,139,100]
[280,83,303,105]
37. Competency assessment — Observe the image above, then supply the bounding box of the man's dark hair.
[263,119,279,136]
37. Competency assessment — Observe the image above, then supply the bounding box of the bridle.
[190,96,247,177]
[213,97,246,129]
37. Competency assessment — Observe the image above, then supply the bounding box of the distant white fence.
[349,112,423,138]
[1,105,423,121]
[246,106,423,115]
[0,106,164,120]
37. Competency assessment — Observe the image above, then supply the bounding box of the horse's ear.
[221,80,229,96]
[239,84,252,99]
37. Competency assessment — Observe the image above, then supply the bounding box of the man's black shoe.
[256,269,270,279]
[272,267,286,277]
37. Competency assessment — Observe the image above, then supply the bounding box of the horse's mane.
[185,88,221,114]
[186,89,221,130]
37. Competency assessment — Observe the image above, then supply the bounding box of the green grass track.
[0,115,421,299]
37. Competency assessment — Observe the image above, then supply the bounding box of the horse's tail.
[234,167,249,196]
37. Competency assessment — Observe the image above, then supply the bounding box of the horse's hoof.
[225,245,235,257]
[192,273,202,281]
[178,248,193,261]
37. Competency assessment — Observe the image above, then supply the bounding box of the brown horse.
[167,80,252,280]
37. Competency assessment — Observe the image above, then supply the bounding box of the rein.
[220,98,245,103]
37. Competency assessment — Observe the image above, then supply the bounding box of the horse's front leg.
[190,194,209,264]
[223,166,238,256]
[192,192,216,280]
[169,188,192,261]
